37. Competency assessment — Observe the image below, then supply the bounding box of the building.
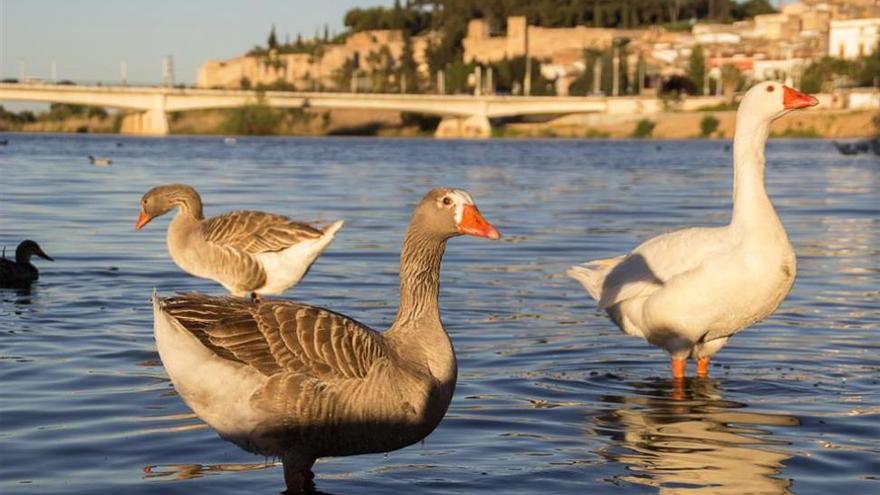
[197,30,434,90]
[828,18,880,59]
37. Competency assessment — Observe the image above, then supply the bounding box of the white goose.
[136,184,343,301]
[568,82,818,379]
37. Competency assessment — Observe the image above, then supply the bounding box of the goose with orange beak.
[151,188,500,493]
[569,82,818,381]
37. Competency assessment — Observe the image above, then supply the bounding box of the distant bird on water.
[88,155,112,166]
[0,240,54,288]
[135,184,343,302]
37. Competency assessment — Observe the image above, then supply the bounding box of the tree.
[267,25,278,50]
[399,31,419,93]
[720,64,743,102]
[688,45,707,95]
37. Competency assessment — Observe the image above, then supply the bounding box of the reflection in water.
[595,380,799,494]
[142,461,278,481]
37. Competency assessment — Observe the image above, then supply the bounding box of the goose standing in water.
[0,240,54,288]
[152,188,500,492]
[136,184,343,302]
[568,82,818,380]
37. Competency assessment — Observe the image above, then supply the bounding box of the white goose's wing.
[597,226,730,309]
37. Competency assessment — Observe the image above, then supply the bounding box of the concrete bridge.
[0,82,724,138]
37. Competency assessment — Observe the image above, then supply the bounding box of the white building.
[828,18,880,59]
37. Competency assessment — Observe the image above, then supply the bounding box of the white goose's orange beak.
[783,86,818,110]
[458,204,501,240]
[135,210,152,230]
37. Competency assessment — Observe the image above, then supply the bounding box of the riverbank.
[500,108,879,139]
[0,107,876,138]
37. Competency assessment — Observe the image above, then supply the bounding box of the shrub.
[700,114,720,137]
[632,119,655,138]
[222,102,282,135]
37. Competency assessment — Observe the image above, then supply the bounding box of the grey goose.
[152,188,500,492]
[136,184,343,301]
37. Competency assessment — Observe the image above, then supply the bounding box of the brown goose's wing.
[201,210,324,255]
[159,293,389,379]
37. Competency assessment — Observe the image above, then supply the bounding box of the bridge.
[0,82,725,138]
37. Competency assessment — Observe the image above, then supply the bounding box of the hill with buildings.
[197,0,880,99]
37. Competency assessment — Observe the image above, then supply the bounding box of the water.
[0,134,877,494]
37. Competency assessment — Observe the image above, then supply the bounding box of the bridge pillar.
[120,108,170,136]
[434,115,491,139]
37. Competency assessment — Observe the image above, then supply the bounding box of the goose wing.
[597,226,730,309]
[159,293,389,380]
[201,210,324,255]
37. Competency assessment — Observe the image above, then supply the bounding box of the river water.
[0,134,877,494]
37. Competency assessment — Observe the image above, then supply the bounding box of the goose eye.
[766,85,775,92]
[442,197,453,206]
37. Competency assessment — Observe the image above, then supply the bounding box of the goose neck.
[391,225,446,330]
[731,113,773,227]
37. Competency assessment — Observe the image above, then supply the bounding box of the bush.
[700,114,720,137]
[222,102,282,135]
[632,119,655,138]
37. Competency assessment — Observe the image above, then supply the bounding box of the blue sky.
[0,0,392,85]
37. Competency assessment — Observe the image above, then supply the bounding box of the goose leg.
[282,454,315,493]
[671,357,686,380]
[696,357,710,378]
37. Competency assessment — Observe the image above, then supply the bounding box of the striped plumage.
[0,240,53,288]
[136,184,343,298]
[151,188,500,492]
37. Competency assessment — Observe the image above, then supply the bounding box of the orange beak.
[135,210,152,230]
[783,86,818,110]
[458,204,501,240]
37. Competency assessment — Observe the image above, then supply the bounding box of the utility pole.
[51,59,57,83]
[121,60,128,86]
[161,55,175,87]
[18,58,24,81]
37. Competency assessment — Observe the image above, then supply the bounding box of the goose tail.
[566,256,624,304]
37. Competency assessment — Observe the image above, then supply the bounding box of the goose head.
[15,240,54,264]
[136,184,202,230]
[739,81,818,122]
[411,188,501,241]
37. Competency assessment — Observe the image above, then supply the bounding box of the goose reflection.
[594,379,798,494]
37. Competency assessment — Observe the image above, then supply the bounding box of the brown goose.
[0,240,54,288]
[152,188,500,492]
[136,184,343,301]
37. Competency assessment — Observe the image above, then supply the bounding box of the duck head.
[16,240,54,264]
[739,81,818,122]
[136,184,203,230]
[411,188,501,241]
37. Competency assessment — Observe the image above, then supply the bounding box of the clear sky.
[0,0,392,85]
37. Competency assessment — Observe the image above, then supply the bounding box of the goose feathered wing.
[597,226,730,309]
[159,293,389,379]
[201,210,324,255]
